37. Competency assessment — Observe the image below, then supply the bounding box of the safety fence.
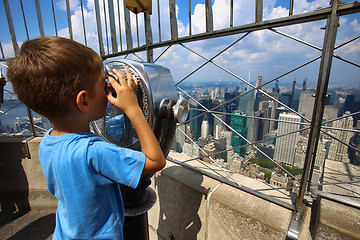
[1,0,359,238]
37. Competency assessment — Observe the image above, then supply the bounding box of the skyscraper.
[238,87,255,148]
[274,113,302,166]
[201,119,210,139]
[298,89,316,120]
[273,79,280,94]
[231,111,248,157]
[302,78,307,91]
[327,112,354,163]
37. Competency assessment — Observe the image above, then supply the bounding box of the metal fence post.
[3,0,19,54]
[94,0,105,56]
[286,1,340,239]
[144,13,153,63]
[65,0,73,39]
[169,0,178,39]
[255,0,263,22]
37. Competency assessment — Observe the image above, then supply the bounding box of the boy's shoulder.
[40,130,108,151]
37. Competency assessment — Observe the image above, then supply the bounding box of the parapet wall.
[1,138,359,239]
[147,160,291,240]
[0,137,57,211]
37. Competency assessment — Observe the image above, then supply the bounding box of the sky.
[0,0,359,90]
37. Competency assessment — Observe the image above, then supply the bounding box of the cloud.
[0,42,18,59]
[166,0,360,85]
[55,0,80,11]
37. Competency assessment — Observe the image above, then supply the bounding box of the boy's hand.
[107,67,165,174]
[106,68,139,114]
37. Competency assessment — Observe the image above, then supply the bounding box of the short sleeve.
[87,138,145,189]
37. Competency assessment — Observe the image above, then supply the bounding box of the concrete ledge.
[148,161,292,240]
[208,173,292,239]
[316,199,360,240]
[315,159,360,239]
[0,137,57,210]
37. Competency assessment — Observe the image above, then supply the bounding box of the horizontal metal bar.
[103,3,360,59]
[257,180,360,192]
[255,185,299,192]
[311,189,360,209]
[311,180,360,187]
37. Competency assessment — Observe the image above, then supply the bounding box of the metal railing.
[1,0,359,238]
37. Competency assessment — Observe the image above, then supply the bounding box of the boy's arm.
[106,68,166,174]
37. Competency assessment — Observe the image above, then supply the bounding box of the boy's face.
[89,70,108,121]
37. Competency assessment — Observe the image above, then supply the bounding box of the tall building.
[185,124,195,141]
[201,119,210,139]
[302,78,307,91]
[188,100,201,140]
[214,124,225,139]
[298,89,316,120]
[342,94,360,127]
[273,79,280,94]
[254,75,262,100]
[182,140,200,158]
[327,112,354,163]
[274,113,302,166]
[213,98,226,130]
[231,111,248,157]
[224,131,233,148]
[323,105,339,127]
[254,100,273,141]
[224,89,240,124]
[238,87,255,147]
[172,123,186,152]
[214,136,227,161]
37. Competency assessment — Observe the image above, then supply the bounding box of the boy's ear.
[75,90,90,112]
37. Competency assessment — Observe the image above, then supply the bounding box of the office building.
[327,112,354,163]
[201,119,210,139]
[231,111,248,157]
[274,113,302,166]
[298,89,316,120]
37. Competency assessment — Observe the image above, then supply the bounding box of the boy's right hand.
[106,68,139,115]
[106,67,165,174]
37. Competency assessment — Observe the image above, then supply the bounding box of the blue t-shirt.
[39,130,145,240]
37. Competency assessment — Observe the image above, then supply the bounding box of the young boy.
[7,36,166,239]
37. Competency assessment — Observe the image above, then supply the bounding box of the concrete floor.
[0,210,55,240]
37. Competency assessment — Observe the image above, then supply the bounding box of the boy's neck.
[51,117,91,136]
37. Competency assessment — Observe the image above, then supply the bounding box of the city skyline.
[176,79,359,164]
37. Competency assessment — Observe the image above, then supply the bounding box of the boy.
[7,36,165,239]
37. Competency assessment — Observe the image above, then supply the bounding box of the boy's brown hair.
[7,36,103,121]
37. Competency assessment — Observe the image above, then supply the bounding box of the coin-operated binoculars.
[92,59,189,240]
